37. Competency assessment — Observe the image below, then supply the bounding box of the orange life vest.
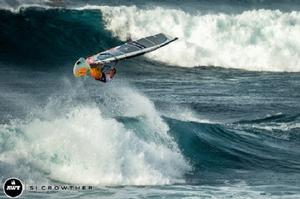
[90,67,102,79]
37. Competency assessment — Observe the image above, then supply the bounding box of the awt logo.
[3,178,24,198]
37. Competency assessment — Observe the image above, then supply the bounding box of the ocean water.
[0,0,300,198]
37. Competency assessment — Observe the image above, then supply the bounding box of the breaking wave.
[99,6,300,72]
[1,4,300,72]
[0,85,190,185]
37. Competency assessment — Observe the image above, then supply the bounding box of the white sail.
[88,33,178,64]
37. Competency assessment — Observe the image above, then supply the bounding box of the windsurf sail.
[86,33,178,65]
[73,33,178,78]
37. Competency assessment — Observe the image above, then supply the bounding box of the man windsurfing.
[73,33,178,83]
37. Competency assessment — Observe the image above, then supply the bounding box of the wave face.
[168,115,300,173]
[0,7,120,66]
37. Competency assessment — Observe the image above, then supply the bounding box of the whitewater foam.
[0,85,190,186]
[98,6,300,72]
